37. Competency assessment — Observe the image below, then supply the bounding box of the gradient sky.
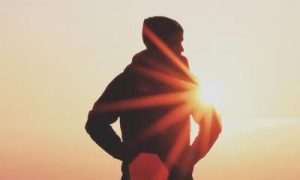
[1,0,299,179]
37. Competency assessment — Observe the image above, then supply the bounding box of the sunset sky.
[1,0,299,179]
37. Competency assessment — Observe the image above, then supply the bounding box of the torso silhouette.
[86,50,209,180]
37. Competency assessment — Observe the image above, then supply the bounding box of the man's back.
[119,50,192,160]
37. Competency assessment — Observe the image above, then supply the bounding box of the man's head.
[142,16,184,55]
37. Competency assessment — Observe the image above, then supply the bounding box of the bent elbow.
[85,119,93,135]
[85,110,99,135]
[85,112,97,135]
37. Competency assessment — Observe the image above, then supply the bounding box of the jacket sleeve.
[85,74,127,160]
[190,107,222,163]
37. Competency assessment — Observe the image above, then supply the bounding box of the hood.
[124,49,189,74]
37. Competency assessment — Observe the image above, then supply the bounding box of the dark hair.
[142,16,183,49]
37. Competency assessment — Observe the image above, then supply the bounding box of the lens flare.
[195,78,224,111]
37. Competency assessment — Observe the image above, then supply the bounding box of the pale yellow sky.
[0,0,299,179]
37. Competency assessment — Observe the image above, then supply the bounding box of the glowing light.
[196,78,225,110]
[93,91,191,113]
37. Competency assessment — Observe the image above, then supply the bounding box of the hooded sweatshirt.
[86,49,199,179]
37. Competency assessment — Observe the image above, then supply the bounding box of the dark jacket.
[85,49,222,180]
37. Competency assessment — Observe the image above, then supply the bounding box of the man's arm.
[191,107,222,162]
[175,107,222,177]
[85,74,126,160]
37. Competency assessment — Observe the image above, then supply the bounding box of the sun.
[195,77,224,111]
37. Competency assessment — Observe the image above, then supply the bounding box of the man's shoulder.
[132,49,149,62]
[99,72,133,102]
[109,72,131,86]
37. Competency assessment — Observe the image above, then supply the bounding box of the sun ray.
[161,105,222,171]
[118,88,213,150]
[140,103,192,140]
[165,122,190,169]
[93,91,193,113]
[124,103,192,151]
[129,65,197,91]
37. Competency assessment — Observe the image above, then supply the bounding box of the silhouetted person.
[85,16,222,180]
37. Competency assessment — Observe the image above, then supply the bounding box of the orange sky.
[1,0,299,179]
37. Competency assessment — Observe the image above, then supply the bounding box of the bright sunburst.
[196,77,225,111]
